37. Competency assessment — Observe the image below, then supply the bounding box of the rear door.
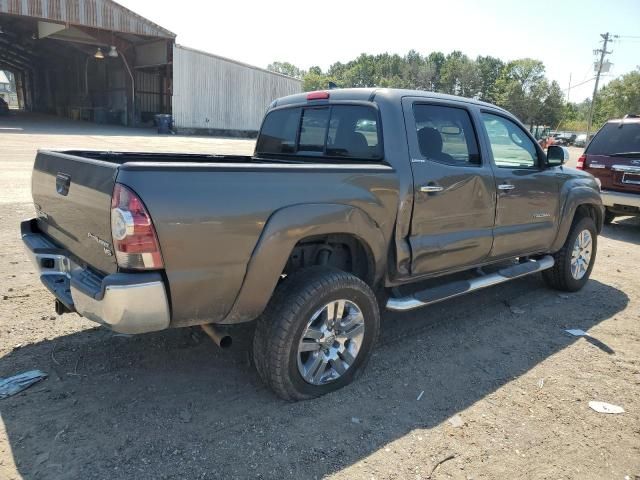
[480,111,560,258]
[402,98,496,276]
[32,151,118,274]
[583,121,640,194]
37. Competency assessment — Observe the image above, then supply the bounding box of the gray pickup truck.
[22,88,603,400]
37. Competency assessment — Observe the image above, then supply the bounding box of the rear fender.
[221,203,386,324]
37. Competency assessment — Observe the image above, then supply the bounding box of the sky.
[120,0,640,102]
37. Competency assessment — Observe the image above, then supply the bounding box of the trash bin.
[154,114,172,134]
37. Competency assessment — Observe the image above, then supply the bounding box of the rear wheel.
[253,267,380,401]
[604,208,616,225]
[543,215,597,292]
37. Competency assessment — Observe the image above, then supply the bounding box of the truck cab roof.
[271,88,509,114]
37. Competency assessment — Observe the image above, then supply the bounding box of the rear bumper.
[21,219,170,334]
[600,190,640,209]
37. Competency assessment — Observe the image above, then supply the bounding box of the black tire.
[604,208,616,225]
[543,215,597,292]
[253,267,380,401]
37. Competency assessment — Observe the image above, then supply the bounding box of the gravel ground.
[1,113,639,480]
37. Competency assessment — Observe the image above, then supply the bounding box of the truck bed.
[31,149,398,328]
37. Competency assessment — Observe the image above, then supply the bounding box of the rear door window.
[586,122,640,155]
[412,104,481,166]
[256,105,382,160]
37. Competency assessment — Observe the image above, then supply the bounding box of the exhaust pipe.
[201,324,233,349]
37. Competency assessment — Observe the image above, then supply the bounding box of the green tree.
[267,61,305,79]
[440,51,480,98]
[476,56,504,103]
[496,59,548,124]
[593,69,640,124]
[302,71,337,91]
[541,80,565,127]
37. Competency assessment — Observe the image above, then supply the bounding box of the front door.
[480,111,560,258]
[403,99,497,276]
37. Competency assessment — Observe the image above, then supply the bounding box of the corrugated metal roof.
[0,0,175,38]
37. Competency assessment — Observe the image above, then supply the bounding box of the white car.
[574,133,588,148]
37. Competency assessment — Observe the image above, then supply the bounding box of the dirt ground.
[0,113,639,480]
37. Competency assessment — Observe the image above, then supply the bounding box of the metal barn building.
[0,0,301,135]
[173,45,301,135]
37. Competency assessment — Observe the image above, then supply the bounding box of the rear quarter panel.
[116,163,399,327]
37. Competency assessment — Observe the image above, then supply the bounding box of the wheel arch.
[551,185,604,252]
[221,203,387,324]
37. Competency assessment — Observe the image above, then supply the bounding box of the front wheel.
[543,216,598,292]
[253,267,380,401]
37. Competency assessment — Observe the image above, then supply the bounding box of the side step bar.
[386,255,555,312]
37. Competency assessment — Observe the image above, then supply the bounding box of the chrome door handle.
[498,183,515,191]
[420,185,444,193]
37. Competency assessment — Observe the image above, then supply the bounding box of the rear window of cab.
[256,105,382,160]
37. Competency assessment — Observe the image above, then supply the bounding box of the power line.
[562,76,596,92]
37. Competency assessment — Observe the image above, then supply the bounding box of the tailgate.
[31,150,118,274]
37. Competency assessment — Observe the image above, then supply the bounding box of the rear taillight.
[110,183,163,270]
[577,154,586,170]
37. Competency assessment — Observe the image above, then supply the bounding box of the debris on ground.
[588,401,625,414]
[448,415,464,428]
[510,306,526,315]
[427,453,456,478]
[351,417,361,424]
[0,370,48,399]
[537,378,545,389]
[565,329,587,336]
[417,390,425,401]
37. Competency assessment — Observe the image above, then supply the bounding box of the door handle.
[420,185,444,193]
[498,183,515,191]
[56,172,71,196]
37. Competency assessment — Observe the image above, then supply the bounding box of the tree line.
[268,51,640,133]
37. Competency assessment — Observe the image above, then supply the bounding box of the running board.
[386,255,555,312]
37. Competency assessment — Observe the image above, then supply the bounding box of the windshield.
[587,122,640,155]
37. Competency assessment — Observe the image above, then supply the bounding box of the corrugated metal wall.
[0,0,174,37]
[135,70,162,113]
[172,45,302,133]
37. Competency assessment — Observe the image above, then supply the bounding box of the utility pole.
[586,33,613,140]
[567,73,572,103]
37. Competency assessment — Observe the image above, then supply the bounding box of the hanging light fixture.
[94,47,104,59]
[108,46,118,58]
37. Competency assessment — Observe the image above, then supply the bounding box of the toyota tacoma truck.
[22,88,604,400]
[577,114,640,223]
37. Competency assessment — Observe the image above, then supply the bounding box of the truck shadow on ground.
[600,216,640,245]
[0,277,628,479]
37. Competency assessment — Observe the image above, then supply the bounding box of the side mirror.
[547,145,569,167]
